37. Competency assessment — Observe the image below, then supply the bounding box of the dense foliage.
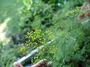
[19,0,90,67]
[0,0,90,67]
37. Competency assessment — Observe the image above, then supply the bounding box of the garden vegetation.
[0,0,90,67]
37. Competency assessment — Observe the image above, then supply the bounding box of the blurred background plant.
[0,0,90,67]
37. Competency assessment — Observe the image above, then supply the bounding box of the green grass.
[0,0,24,67]
[0,0,24,41]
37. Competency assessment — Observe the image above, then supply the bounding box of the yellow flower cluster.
[65,7,80,17]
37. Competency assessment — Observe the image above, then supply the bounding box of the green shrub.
[22,0,90,67]
[0,44,16,67]
[1,0,89,67]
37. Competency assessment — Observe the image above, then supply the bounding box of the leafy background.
[0,0,90,67]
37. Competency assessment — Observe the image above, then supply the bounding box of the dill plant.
[18,0,90,67]
[30,6,90,67]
